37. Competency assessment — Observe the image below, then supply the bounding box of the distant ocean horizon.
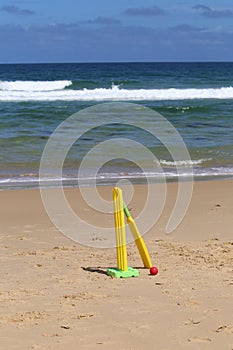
[1,61,233,190]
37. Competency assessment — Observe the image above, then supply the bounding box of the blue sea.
[1,62,233,190]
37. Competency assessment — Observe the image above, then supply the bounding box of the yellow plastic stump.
[112,187,128,271]
[107,187,153,278]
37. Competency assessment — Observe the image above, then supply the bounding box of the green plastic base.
[107,267,139,278]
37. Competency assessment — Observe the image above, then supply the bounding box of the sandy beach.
[0,180,233,349]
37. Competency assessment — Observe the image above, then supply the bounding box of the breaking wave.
[1,81,233,101]
[0,80,72,92]
[159,158,211,167]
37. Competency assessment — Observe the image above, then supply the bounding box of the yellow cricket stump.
[107,187,153,278]
[107,187,139,278]
[113,187,128,271]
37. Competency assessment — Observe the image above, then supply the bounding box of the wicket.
[107,187,153,278]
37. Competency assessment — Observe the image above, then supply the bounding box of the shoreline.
[1,173,233,192]
[1,179,232,349]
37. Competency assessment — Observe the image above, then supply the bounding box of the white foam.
[159,159,211,167]
[1,166,233,190]
[0,80,72,92]
[1,82,233,101]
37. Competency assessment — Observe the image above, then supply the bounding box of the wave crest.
[1,82,233,101]
[159,159,211,167]
[0,80,72,92]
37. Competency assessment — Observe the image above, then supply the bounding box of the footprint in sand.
[185,318,201,326]
[0,311,48,327]
[188,337,212,343]
[215,325,233,334]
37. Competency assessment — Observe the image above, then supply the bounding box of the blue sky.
[0,0,233,63]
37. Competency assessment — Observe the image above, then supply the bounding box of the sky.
[0,0,233,63]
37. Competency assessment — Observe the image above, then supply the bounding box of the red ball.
[150,266,158,275]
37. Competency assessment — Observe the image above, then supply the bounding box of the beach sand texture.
[0,180,233,349]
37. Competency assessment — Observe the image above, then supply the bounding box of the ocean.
[0,62,233,190]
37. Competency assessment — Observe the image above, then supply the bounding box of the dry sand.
[0,180,233,349]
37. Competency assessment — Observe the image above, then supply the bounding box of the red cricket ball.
[150,266,158,275]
